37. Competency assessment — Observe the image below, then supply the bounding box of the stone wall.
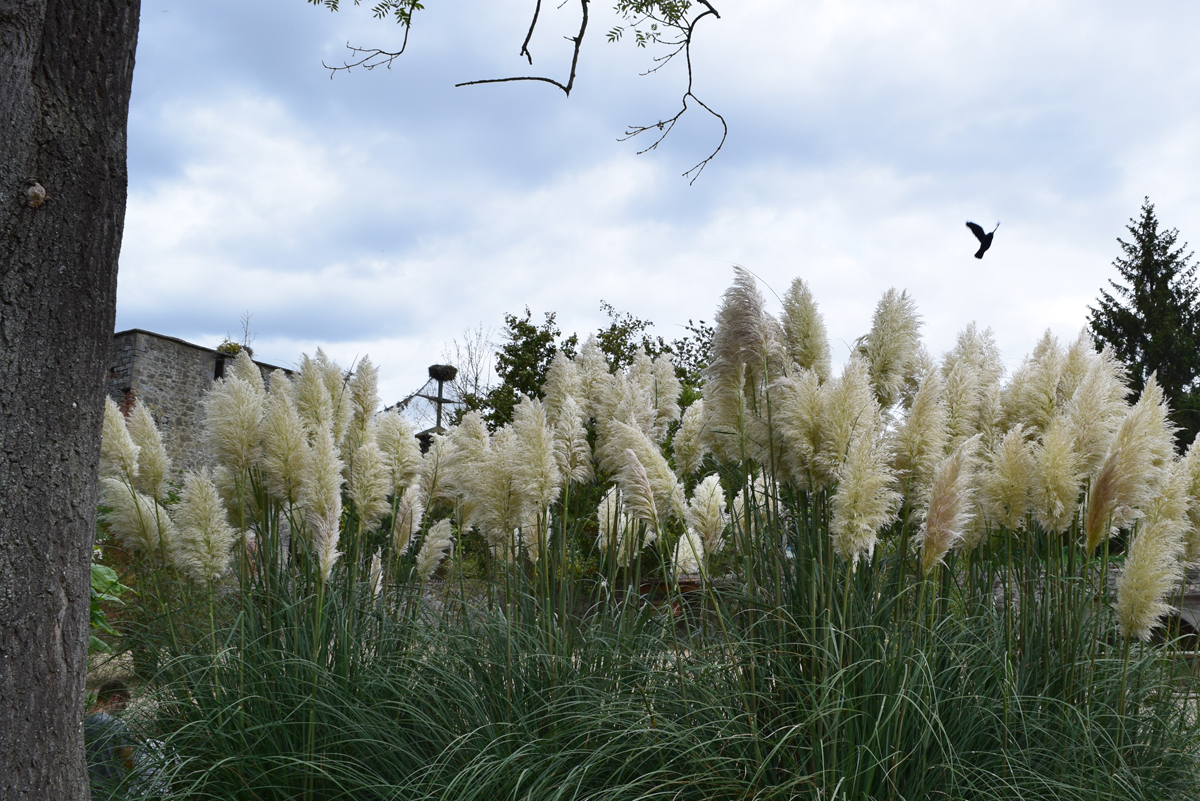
[107,330,290,476]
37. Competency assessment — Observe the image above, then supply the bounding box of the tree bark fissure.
[1,1,139,797]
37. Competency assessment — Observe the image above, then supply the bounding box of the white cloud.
[119,0,1200,407]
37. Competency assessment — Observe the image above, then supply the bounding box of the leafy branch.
[309,0,726,180]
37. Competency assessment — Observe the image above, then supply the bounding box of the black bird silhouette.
[965,221,999,259]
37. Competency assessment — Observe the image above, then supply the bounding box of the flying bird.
[965,221,999,259]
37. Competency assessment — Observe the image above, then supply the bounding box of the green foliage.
[125,476,1199,801]
[1089,197,1200,444]
[608,0,695,47]
[482,307,577,428]
[595,301,665,370]
[89,561,132,654]
[307,0,424,26]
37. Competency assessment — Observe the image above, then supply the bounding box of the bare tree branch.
[323,22,413,74]
[520,0,545,64]
[322,0,727,180]
[618,1,725,183]
[457,0,589,96]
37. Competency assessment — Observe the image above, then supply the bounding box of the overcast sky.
[116,0,1200,405]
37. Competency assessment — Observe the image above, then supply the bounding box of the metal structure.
[387,364,462,439]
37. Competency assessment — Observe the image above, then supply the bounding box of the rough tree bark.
[1,1,140,797]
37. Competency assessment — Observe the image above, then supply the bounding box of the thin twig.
[458,0,589,96]
[520,0,545,64]
[619,2,725,183]
[323,23,412,75]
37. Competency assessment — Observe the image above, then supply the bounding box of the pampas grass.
[301,428,345,583]
[204,375,263,474]
[979,423,1033,530]
[260,376,310,504]
[781,276,832,382]
[856,287,922,409]
[99,476,174,557]
[685,474,728,556]
[831,429,899,566]
[416,519,454,581]
[1085,376,1175,552]
[100,396,140,482]
[171,471,237,583]
[349,441,390,532]
[917,435,980,573]
[126,399,171,500]
[1031,414,1082,534]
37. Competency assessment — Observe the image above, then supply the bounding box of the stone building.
[107,329,291,474]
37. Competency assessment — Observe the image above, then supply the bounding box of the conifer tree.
[1088,197,1200,444]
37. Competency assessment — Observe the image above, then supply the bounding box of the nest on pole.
[428,364,458,383]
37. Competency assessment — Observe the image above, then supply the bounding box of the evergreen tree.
[1088,197,1200,444]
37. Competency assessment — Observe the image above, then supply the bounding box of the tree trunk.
[0,1,139,797]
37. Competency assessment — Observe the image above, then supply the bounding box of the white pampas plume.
[673,527,705,576]
[607,420,686,525]
[596,370,658,448]
[703,267,786,462]
[260,375,310,504]
[126,400,171,500]
[554,395,594,484]
[100,396,140,482]
[979,424,1034,530]
[686,474,728,555]
[369,549,384,602]
[917,435,980,573]
[392,484,425,555]
[780,277,832,382]
[376,412,422,496]
[1065,350,1130,477]
[1084,376,1176,552]
[672,400,710,480]
[171,470,237,583]
[300,428,345,583]
[416,519,455,581]
[467,427,524,560]
[942,358,982,448]
[414,434,452,509]
[1181,437,1200,563]
[1059,329,1097,403]
[831,430,900,566]
[346,356,380,451]
[815,358,879,483]
[855,288,922,409]
[294,354,334,438]
[619,448,662,534]
[542,350,582,427]
[510,396,563,515]
[650,351,682,436]
[349,441,390,532]
[99,477,174,558]
[315,348,352,447]
[891,369,948,502]
[1115,518,1186,641]
[773,370,824,491]
[1030,414,1082,535]
[1016,331,1066,435]
[204,375,264,473]
[576,335,613,420]
[230,350,264,394]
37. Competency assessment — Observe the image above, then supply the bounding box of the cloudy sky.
[116,0,1200,405]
